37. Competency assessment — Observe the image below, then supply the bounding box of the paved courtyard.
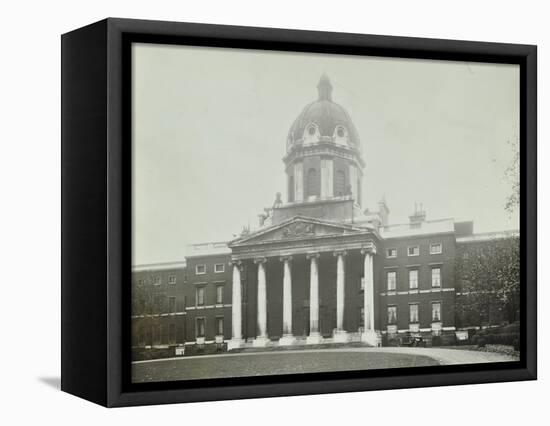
[132,347,518,383]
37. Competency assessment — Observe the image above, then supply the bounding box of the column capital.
[230,259,242,267]
[253,256,267,264]
[333,250,347,257]
[361,241,377,255]
[306,252,320,260]
[279,255,293,262]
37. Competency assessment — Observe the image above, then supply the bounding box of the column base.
[361,330,379,347]
[252,336,270,347]
[333,330,349,343]
[306,332,323,345]
[227,338,244,351]
[278,334,296,346]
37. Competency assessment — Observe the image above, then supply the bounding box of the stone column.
[227,260,243,350]
[361,243,378,346]
[306,252,322,344]
[253,257,269,347]
[279,256,296,346]
[333,250,349,342]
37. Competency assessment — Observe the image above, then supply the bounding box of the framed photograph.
[61,18,536,407]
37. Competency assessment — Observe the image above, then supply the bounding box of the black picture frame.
[61,17,537,407]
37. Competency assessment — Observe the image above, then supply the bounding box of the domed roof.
[287,74,361,151]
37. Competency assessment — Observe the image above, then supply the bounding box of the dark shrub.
[477,338,486,348]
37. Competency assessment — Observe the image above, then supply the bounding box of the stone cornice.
[283,142,365,169]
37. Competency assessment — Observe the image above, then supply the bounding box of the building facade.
[131,75,517,354]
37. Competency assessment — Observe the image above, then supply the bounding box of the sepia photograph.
[130,42,521,383]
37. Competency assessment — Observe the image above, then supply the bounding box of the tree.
[132,273,163,347]
[504,137,520,215]
[455,235,520,327]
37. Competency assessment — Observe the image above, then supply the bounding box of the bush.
[477,338,486,348]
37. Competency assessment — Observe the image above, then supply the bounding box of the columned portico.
[227,216,380,350]
[361,243,378,346]
[306,252,322,344]
[333,250,348,342]
[253,257,270,347]
[279,256,296,345]
[227,260,244,350]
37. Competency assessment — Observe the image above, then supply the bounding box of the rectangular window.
[386,248,397,258]
[195,264,206,275]
[169,323,176,343]
[168,296,176,313]
[360,277,365,291]
[216,285,224,304]
[154,295,165,312]
[196,287,205,306]
[360,307,364,325]
[430,243,443,254]
[214,263,225,273]
[153,324,162,345]
[387,305,397,324]
[215,317,224,336]
[168,275,177,285]
[432,302,441,322]
[407,246,419,256]
[387,271,396,291]
[153,276,162,286]
[409,269,418,289]
[196,318,205,338]
[409,304,419,323]
[431,267,441,287]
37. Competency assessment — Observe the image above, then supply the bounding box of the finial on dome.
[317,73,333,101]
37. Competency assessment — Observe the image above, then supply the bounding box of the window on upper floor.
[386,248,397,258]
[432,302,441,322]
[168,296,176,313]
[195,264,206,275]
[195,287,205,306]
[214,263,225,273]
[407,246,420,256]
[216,285,224,305]
[168,275,177,285]
[409,303,419,323]
[152,276,162,286]
[430,243,443,254]
[431,267,441,288]
[387,271,396,291]
[409,269,419,289]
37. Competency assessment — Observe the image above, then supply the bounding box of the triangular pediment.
[229,216,371,247]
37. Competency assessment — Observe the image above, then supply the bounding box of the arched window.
[307,168,320,197]
[288,175,294,202]
[335,170,346,197]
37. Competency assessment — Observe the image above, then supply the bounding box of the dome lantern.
[283,75,365,208]
[317,73,333,101]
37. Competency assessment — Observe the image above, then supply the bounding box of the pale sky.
[131,43,519,265]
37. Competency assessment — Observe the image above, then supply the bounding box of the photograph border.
[61,17,536,407]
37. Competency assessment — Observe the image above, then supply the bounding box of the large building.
[132,75,517,355]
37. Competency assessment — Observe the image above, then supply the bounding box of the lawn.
[132,350,439,383]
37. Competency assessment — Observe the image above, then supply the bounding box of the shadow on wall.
[37,376,61,390]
